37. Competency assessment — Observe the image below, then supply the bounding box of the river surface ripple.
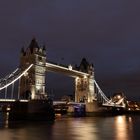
[0,113,140,140]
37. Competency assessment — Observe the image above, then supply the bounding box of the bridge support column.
[85,101,100,114]
[75,76,88,102]
[75,58,96,103]
[75,75,96,103]
[88,75,96,102]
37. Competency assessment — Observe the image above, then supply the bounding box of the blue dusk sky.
[0,0,140,100]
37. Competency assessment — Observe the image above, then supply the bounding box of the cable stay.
[94,79,125,108]
[0,64,33,91]
[94,80,110,103]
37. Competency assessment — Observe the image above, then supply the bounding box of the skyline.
[0,0,140,100]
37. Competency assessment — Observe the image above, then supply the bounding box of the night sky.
[0,0,140,100]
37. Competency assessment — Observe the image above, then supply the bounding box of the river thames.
[0,114,140,140]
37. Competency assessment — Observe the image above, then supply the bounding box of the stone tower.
[75,58,95,103]
[20,38,46,99]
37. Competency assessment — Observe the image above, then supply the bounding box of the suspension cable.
[0,64,33,91]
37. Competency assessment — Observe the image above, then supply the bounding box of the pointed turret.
[20,47,26,56]
[43,45,46,51]
[42,45,46,55]
[79,58,89,72]
[28,38,39,53]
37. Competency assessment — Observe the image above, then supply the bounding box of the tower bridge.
[0,38,126,116]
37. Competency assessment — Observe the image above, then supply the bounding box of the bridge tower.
[20,38,46,99]
[75,58,95,103]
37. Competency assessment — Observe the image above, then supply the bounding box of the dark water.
[0,113,140,140]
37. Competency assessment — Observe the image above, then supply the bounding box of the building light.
[6,107,11,111]
[84,75,87,79]
[117,95,121,99]
[24,72,28,77]
[75,77,79,81]
[68,65,72,71]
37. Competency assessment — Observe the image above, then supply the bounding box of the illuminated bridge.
[0,38,126,112]
[0,63,125,108]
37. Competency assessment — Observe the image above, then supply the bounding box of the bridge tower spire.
[75,58,95,103]
[20,38,46,99]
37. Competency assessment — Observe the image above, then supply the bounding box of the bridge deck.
[46,62,89,78]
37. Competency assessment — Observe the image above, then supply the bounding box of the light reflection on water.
[0,112,139,140]
[114,116,133,140]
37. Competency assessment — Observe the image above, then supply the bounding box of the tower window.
[38,56,42,61]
